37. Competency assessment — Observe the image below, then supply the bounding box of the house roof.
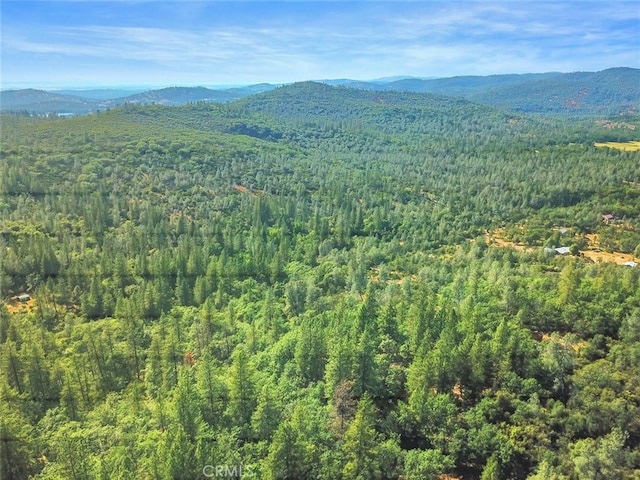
[555,247,571,255]
[623,261,638,267]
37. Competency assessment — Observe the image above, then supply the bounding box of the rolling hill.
[0,84,278,115]
[376,68,640,115]
[2,68,637,116]
[0,89,102,114]
[468,67,640,114]
[103,85,277,108]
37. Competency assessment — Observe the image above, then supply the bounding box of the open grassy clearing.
[487,229,639,265]
[484,232,536,252]
[3,296,37,314]
[581,249,639,265]
[594,140,640,151]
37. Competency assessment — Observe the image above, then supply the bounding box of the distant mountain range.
[1,68,638,116]
[334,68,639,115]
[53,88,148,100]
[0,84,279,115]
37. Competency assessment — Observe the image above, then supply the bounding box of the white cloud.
[1,1,638,86]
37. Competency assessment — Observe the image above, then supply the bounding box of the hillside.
[104,85,275,107]
[53,89,148,100]
[0,84,277,115]
[1,84,640,479]
[382,72,563,96]
[361,68,640,115]
[3,68,637,116]
[233,81,512,136]
[0,89,101,114]
[469,67,640,114]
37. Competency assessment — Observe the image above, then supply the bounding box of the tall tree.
[342,394,381,480]
[226,347,257,438]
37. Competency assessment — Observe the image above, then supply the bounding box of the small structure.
[602,214,614,224]
[623,261,638,268]
[17,294,31,302]
[555,247,571,255]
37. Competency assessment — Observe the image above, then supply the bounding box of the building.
[602,214,615,224]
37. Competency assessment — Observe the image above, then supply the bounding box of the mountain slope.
[105,86,249,107]
[54,88,148,100]
[0,89,100,114]
[234,81,505,127]
[470,67,640,114]
[383,72,563,96]
[3,68,636,116]
[375,68,639,115]
[1,84,277,114]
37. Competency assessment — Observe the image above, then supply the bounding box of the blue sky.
[2,1,639,88]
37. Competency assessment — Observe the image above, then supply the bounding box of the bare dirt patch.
[484,232,535,252]
[232,184,263,196]
[4,296,36,314]
[581,233,639,265]
[581,250,639,266]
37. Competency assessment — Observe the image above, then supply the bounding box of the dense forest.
[1,82,640,479]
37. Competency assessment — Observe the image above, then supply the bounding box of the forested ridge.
[2,67,638,116]
[1,82,640,479]
[377,67,640,115]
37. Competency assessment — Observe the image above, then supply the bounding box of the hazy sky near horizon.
[2,1,639,88]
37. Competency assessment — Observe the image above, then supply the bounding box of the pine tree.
[196,352,226,428]
[325,337,354,402]
[352,328,380,397]
[263,420,306,480]
[251,381,282,441]
[227,347,257,438]
[173,368,203,442]
[294,316,326,384]
[342,394,381,480]
[82,275,104,319]
[0,393,37,479]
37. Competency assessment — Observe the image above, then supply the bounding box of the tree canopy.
[1,82,639,479]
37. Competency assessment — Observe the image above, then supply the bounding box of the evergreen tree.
[342,394,381,480]
[226,347,257,438]
[173,368,203,442]
[263,420,306,480]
